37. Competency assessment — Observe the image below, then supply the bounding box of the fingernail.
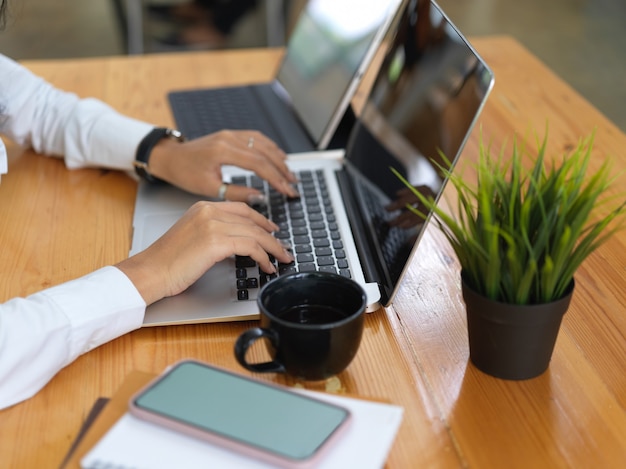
[288,185,300,198]
[284,249,295,261]
[247,193,268,206]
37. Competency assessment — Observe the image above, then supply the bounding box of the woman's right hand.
[115,201,294,305]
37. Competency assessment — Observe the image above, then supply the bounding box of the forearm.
[0,53,152,171]
[0,266,145,410]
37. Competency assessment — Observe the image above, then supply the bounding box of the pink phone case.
[128,359,352,468]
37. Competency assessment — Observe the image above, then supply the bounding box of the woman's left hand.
[147,129,299,202]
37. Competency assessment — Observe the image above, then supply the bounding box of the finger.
[233,233,294,272]
[218,133,298,198]
[231,156,299,199]
[222,184,269,206]
[195,217,293,272]
[205,201,279,232]
[244,131,297,182]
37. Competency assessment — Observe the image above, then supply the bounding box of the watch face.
[166,128,185,142]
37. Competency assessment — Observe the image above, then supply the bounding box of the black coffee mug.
[234,272,367,381]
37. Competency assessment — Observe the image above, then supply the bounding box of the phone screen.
[132,361,350,461]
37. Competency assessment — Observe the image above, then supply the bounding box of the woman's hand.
[116,201,294,305]
[147,129,299,201]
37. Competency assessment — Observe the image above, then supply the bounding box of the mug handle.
[234,328,286,374]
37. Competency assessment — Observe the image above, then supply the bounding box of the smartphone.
[128,359,352,468]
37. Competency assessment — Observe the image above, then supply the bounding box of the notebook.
[130,0,495,326]
[80,385,403,469]
[167,0,404,153]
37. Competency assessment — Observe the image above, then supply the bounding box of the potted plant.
[391,129,626,380]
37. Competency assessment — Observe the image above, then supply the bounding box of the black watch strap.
[134,127,185,183]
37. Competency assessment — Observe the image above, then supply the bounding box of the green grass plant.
[391,130,626,304]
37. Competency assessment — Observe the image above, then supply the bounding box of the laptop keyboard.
[231,170,351,301]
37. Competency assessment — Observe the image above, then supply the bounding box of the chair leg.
[110,0,145,55]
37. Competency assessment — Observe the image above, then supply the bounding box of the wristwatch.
[134,127,185,183]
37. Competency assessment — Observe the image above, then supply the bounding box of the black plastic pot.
[461,280,575,380]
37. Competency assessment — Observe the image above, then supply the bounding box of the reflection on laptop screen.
[341,0,494,304]
[278,0,401,146]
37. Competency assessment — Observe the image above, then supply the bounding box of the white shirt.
[0,53,154,409]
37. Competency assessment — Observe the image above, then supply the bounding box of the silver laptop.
[131,0,495,326]
[167,0,403,153]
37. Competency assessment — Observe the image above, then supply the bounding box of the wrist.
[134,127,185,183]
[116,254,164,306]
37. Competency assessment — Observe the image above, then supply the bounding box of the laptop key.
[279,265,297,276]
[292,226,309,236]
[298,263,316,272]
[296,253,314,263]
[236,256,256,268]
[315,247,332,256]
[313,238,330,248]
[295,244,312,253]
[293,235,310,245]
[317,257,335,266]
[259,272,277,286]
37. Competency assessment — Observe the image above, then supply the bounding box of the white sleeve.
[0,266,146,410]
[0,53,153,171]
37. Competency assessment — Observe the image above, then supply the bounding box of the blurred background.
[0,0,624,131]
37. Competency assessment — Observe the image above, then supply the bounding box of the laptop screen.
[339,0,494,305]
[277,0,402,148]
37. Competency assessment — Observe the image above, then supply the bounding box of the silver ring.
[217,182,229,201]
[247,137,254,148]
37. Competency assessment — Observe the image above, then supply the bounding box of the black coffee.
[277,305,349,325]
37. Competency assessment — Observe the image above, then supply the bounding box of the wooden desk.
[1,36,625,468]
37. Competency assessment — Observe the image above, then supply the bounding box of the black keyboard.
[231,170,351,301]
[168,87,278,141]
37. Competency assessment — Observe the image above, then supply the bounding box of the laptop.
[131,0,495,326]
[166,0,403,153]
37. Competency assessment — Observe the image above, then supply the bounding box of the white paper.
[81,389,403,469]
